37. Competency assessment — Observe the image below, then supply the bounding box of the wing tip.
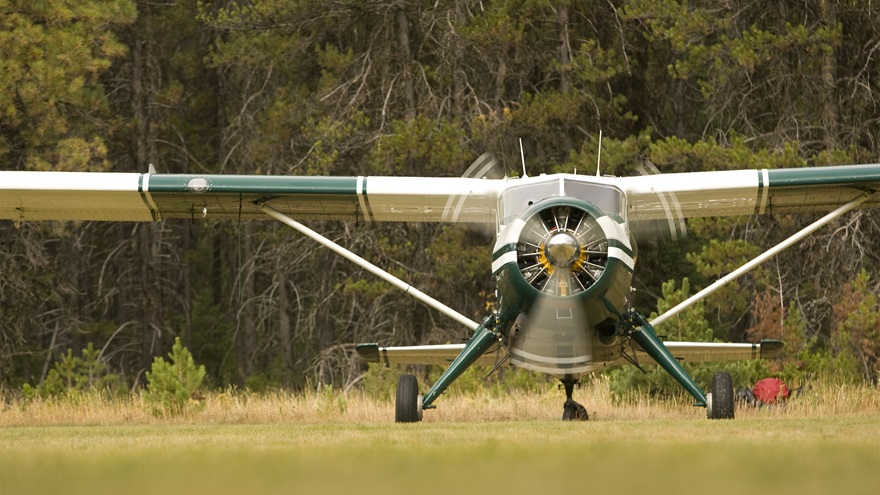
[759,339,785,358]
[355,343,381,362]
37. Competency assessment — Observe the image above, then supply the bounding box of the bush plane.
[3,161,879,421]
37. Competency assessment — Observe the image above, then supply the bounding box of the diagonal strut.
[257,202,480,331]
[651,193,871,328]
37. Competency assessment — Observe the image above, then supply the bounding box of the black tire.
[395,374,422,423]
[708,371,735,420]
[562,400,589,421]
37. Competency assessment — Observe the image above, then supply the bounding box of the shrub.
[21,343,122,400]
[144,337,206,416]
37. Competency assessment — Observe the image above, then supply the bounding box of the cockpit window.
[499,180,561,224]
[498,178,625,225]
[564,180,625,215]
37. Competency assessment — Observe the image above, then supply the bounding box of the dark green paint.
[492,243,518,261]
[149,174,359,195]
[421,316,498,409]
[142,174,363,220]
[767,164,880,188]
[630,320,707,407]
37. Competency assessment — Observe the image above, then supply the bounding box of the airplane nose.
[545,233,579,267]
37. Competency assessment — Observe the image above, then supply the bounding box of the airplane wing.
[4,164,879,224]
[618,164,880,221]
[622,339,784,364]
[355,342,503,367]
[0,171,500,223]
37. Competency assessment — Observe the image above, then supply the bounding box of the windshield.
[563,180,625,216]
[499,178,625,225]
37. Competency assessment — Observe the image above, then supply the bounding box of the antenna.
[519,138,527,178]
[595,130,603,177]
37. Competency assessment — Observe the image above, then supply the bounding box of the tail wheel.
[395,374,423,423]
[707,372,735,420]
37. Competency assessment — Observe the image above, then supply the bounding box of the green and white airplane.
[3,162,879,421]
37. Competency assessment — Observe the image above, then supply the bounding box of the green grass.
[2,417,879,495]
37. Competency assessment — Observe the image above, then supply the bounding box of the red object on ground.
[752,378,790,403]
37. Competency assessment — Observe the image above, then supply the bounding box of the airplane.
[3,160,879,422]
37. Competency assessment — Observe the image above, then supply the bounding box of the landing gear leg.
[561,376,589,421]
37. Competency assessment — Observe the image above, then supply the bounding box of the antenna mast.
[595,130,603,177]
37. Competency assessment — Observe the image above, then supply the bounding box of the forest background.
[2,0,879,399]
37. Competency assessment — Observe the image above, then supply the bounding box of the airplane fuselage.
[491,178,635,378]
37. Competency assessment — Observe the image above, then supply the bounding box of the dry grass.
[2,376,876,426]
[1,378,878,495]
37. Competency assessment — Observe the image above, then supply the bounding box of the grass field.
[1,380,878,495]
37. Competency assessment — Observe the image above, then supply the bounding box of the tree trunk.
[557,4,572,95]
[235,223,257,385]
[278,269,292,376]
[820,0,839,149]
[396,3,416,121]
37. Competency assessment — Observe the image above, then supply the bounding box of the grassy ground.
[1,379,878,495]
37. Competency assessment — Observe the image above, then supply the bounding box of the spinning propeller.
[628,158,688,242]
[507,202,606,372]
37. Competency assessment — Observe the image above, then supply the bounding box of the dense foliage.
[2,0,879,396]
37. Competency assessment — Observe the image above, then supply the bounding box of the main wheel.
[707,371,735,420]
[395,374,422,423]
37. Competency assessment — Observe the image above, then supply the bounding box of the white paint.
[616,169,760,220]
[607,247,634,270]
[759,168,770,214]
[365,176,501,223]
[355,176,371,222]
[491,251,518,274]
[0,171,153,221]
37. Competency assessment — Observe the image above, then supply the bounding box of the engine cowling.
[492,197,634,330]
[514,201,609,297]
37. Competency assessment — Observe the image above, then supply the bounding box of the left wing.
[616,164,880,221]
[0,171,500,223]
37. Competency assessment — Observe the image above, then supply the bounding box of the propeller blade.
[442,152,502,224]
[628,159,687,241]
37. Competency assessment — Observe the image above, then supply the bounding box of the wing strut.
[257,202,480,331]
[651,193,871,327]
